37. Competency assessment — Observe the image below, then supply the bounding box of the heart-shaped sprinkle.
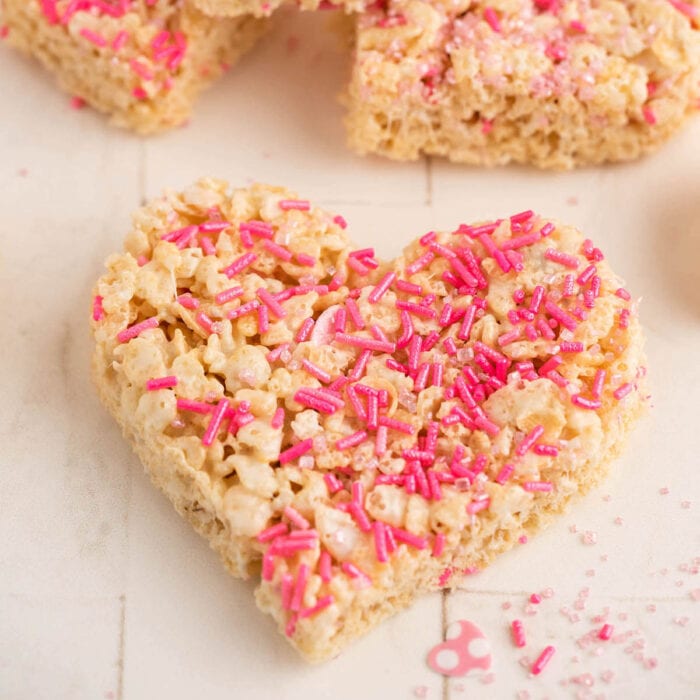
[92,179,646,661]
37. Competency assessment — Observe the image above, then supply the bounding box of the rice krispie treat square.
[1,0,267,134]
[345,0,700,169]
[92,178,648,661]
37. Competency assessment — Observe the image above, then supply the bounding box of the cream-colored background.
[1,10,699,700]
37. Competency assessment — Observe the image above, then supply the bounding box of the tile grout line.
[441,589,449,700]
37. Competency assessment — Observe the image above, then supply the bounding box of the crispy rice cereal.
[1,0,267,134]
[92,179,647,661]
[193,0,365,19]
[346,0,700,169]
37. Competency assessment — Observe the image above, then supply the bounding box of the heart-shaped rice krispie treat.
[1,0,267,134]
[92,179,647,661]
[346,0,700,169]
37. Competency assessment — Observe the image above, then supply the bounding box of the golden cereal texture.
[345,0,700,169]
[2,0,267,134]
[92,178,648,661]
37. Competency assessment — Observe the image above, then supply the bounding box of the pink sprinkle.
[392,527,428,550]
[117,317,158,343]
[534,444,559,456]
[279,438,313,465]
[529,593,542,605]
[294,389,340,415]
[373,521,388,563]
[615,288,632,301]
[522,481,553,493]
[319,550,333,582]
[378,416,415,435]
[80,28,107,47]
[290,564,310,611]
[571,395,602,410]
[599,624,614,641]
[336,431,367,450]
[496,464,515,485]
[545,248,580,269]
[301,359,332,384]
[333,215,347,229]
[279,199,310,211]
[560,341,584,353]
[531,646,555,675]
[195,311,221,336]
[516,425,545,457]
[257,305,269,333]
[544,300,578,331]
[396,300,436,319]
[324,472,343,494]
[257,522,288,542]
[371,424,387,457]
[214,286,244,305]
[642,106,657,125]
[484,6,502,32]
[369,271,396,303]
[70,95,85,110]
[457,304,477,340]
[223,252,257,278]
[432,533,445,558]
[335,332,395,354]
[512,620,526,648]
[347,256,370,276]
[467,498,491,515]
[296,252,316,267]
[226,300,260,321]
[112,30,129,51]
[529,285,545,314]
[619,308,631,329]
[592,369,606,399]
[341,561,371,585]
[300,594,334,619]
[176,294,199,310]
[613,383,634,400]
[263,240,293,262]
[345,297,365,330]
[668,0,700,18]
[284,505,310,530]
[396,279,422,295]
[284,612,298,638]
[406,251,435,275]
[296,317,315,343]
[502,232,541,251]
[130,59,154,81]
[239,221,272,240]
[202,399,229,447]
[146,375,177,391]
[261,553,274,581]
[92,295,105,321]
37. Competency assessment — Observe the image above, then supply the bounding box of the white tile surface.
[1,9,699,700]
